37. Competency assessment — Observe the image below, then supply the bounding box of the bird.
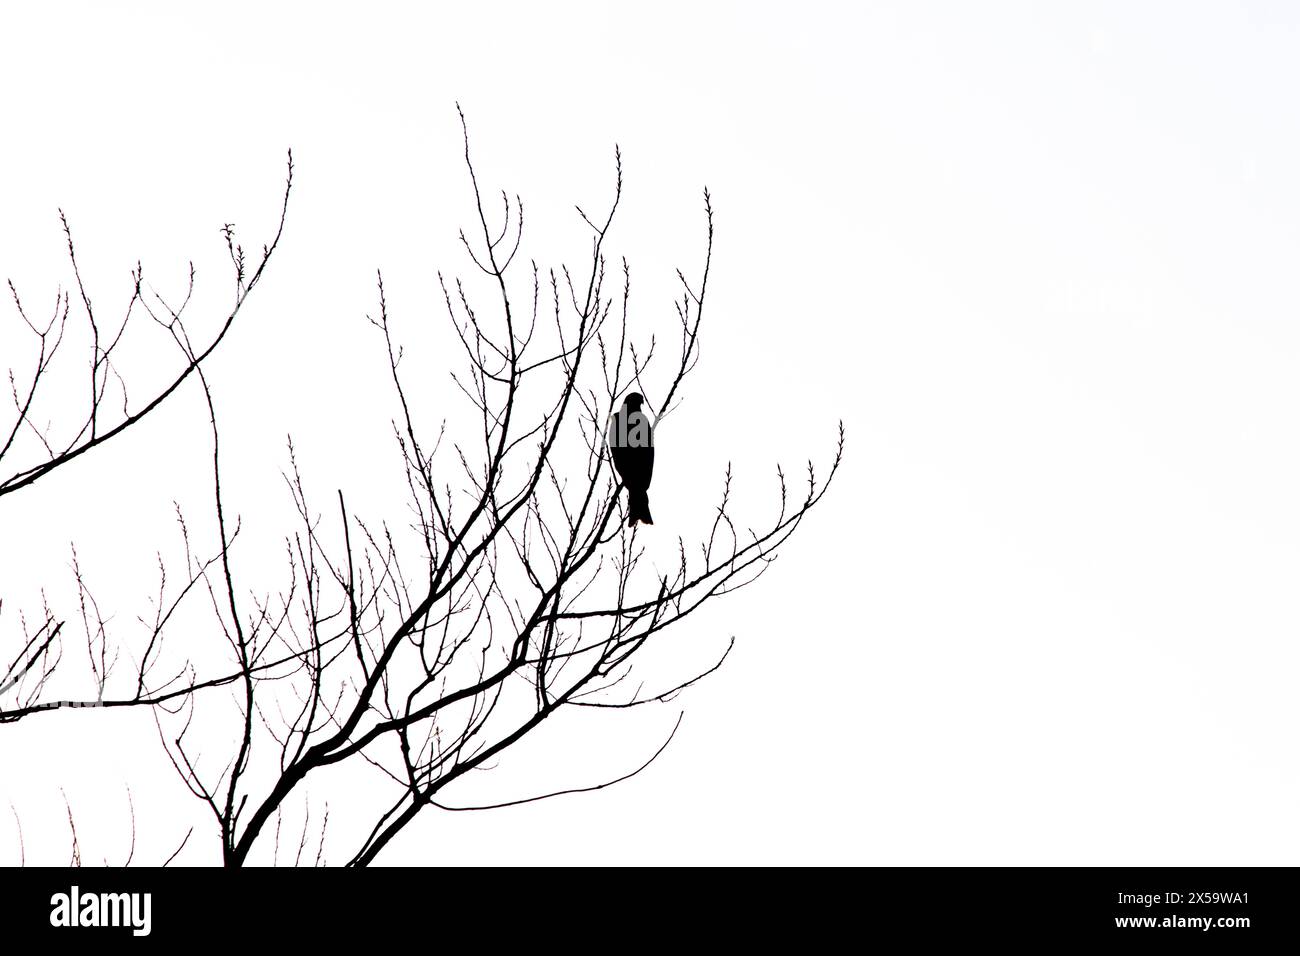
[608,392,654,526]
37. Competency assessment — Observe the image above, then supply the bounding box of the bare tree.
[115,113,839,866]
[0,156,294,725]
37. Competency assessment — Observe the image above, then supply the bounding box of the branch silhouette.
[1,152,293,500]
[0,155,294,728]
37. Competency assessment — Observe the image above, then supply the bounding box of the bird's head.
[624,392,645,410]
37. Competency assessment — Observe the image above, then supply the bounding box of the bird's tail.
[627,489,653,527]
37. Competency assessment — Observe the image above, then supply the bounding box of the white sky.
[2,1,1300,865]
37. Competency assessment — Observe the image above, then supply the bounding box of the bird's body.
[609,392,654,526]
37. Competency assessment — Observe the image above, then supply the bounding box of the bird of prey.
[608,392,654,526]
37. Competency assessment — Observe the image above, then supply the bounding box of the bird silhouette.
[608,392,654,526]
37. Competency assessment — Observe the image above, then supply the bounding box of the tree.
[0,156,293,726]
[7,112,842,865]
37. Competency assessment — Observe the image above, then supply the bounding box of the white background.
[3,1,1300,865]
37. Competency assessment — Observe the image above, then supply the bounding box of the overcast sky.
[3,2,1300,865]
